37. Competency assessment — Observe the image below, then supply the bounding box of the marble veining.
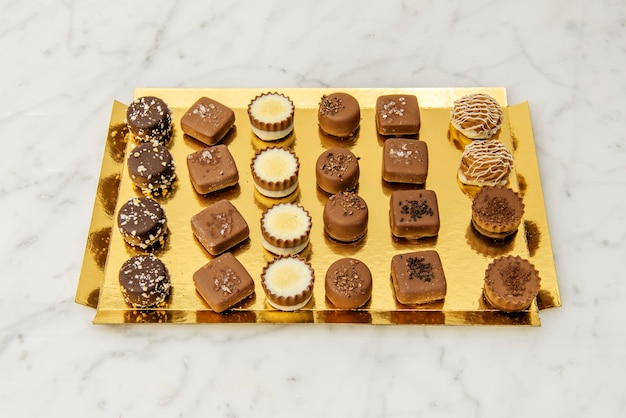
[1,0,625,416]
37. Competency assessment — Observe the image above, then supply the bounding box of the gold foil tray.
[76,88,561,325]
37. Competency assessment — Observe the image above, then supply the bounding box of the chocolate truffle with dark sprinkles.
[325,258,372,309]
[318,93,361,137]
[389,189,440,239]
[117,197,168,249]
[315,147,360,194]
[119,254,171,307]
[323,191,368,242]
[126,96,172,144]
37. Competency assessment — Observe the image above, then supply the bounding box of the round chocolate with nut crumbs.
[126,96,172,143]
[127,142,176,196]
[119,254,171,307]
[315,147,360,194]
[117,197,168,249]
[325,258,372,309]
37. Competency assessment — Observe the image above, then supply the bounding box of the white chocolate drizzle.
[459,140,514,186]
[450,94,503,139]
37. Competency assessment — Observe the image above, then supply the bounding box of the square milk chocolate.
[382,138,428,184]
[181,97,235,145]
[193,252,255,313]
[376,94,420,136]
[391,250,446,304]
[187,145,239,195]
[390,189,440,239]
[191,200,249,256]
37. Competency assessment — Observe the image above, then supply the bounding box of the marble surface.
[1,0,624,416]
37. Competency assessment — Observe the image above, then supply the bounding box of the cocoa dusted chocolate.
[483,255,540,311]
[325,258,372,309]
[191,199,249,256]
[186,145,239,195]
[389,189,440,239]
[391,250,446,305]
[471,186,524,239]
[323,191,368,242]
[376,94,420,136]
[127,142,176,196]
[126,96,172,144]
[117,197,168,249]
[318,92,361,137]
[119,254,171,307]
[193,252,255,313]
[181,97,235,146]
[382,138,428,184]
[315,147,360,194]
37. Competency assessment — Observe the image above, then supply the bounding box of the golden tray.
[75,88,561,325]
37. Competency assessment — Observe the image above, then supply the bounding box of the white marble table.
[1,0,624,416]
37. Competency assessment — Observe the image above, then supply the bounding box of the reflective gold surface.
[76,88,560,325]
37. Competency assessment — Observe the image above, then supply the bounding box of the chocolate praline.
[126,96,172,144]
[325,258,372,309]
[323,191,368,242]
[318,93,360,137]
[127,142,176,196]
[119,254,171,307]
[117,197,167,249]
[315,147,360,194]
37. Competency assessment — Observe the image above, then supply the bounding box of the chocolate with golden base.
[382,138,428,184]
[247,92,295,141]
[471,186,524,239]
[251,147,299,198]
[325,258,372,309]
[391,250,446,305]
[119,254,171,307]
[181,97,235,146]
[318,93,360,137]
[126,96,172,144]
[389,190,440,239]
[315,147,360,194]
[186,145,239,195]
[117,197,167,249]
[262,256,315,311]
[323,191,368,242]
[376,94,420,136]
[483,255,540,311]
[191,200,249,256]
[127,142,176,196]
[261,203,311,255]
[193,252,255,313]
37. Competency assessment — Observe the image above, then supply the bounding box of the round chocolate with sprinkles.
[126,96,173,144]
[119,254,171,307]
[323,191,368,242]
[127,142,176,197]
[117,197,168,249]
[315,147,360,194]
[325,258,372,309]
[318,92,361,138]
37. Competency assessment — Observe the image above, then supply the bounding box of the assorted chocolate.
[127,142,176,196]
[181,97,235,145]
[376,94,420,136]
[126,96,172,144]
[191,199,249,256]
[193,252,255,313]
[117,197,167,249]
[318,92,361,137]
[112,91,538,316]
[119,254,171,307]
[315,147,360,194]
[186,145,239,195]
